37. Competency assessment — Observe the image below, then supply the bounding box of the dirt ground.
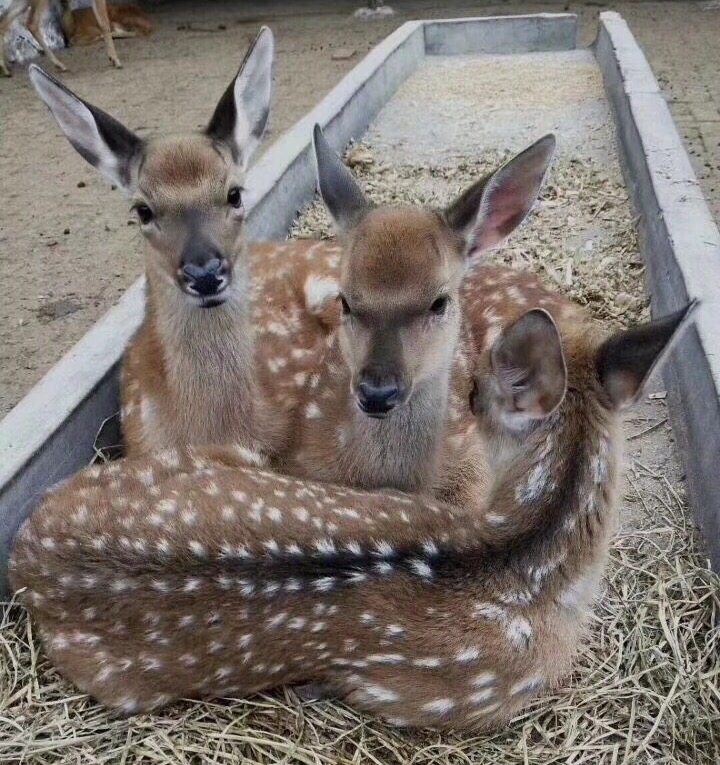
[1,0,719,418]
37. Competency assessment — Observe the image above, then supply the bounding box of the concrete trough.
[2,11,719,593]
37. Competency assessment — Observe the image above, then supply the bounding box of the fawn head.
[313,126,555,417]
[29,28,274,308]
[471,304,698,452]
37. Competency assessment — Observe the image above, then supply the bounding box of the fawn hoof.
[111,58,123,69]
[293,682,335,702]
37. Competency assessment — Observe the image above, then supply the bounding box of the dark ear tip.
[534,133,556,160]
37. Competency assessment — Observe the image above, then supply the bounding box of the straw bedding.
[1,148,718,764]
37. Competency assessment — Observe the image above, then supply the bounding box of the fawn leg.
[91,0,121,68]
[27,0,67,72]
[0,0,30,76]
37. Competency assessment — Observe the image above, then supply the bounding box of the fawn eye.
[339,294,351,316]
[227,186,242,208]
[135,204,154,225]
[430,295,449,315]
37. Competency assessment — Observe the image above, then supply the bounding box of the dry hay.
[2,146,718,764]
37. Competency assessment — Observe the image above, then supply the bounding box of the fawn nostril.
[356,381,401,416]
[181,258,228,298]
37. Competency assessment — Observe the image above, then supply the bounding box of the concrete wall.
[596,12,720,569]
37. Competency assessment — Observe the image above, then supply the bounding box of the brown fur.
[10,275,642,731]
[62,4,151,47]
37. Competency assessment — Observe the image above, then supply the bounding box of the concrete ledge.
[424,14,577,56]
[596,11,720,570]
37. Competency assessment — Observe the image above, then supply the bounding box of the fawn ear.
[491,309,567,423]
[206,26,274,170]
[313,124,371,231]
[29,65,143,191]
[445,134,555,257]
[596,302,698,410]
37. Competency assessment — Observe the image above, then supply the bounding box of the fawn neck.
[291,335,466,492]
[143,245,273,450]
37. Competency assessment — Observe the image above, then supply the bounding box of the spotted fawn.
[286,126,555,494]
[28,29,341,459]
[9,296,695,728]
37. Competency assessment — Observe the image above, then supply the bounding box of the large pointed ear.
[206,26,274,170]
[313,124,370,231]
[29,65,143,191]
[491,308,567,424]
[445,134,555,257]
[596,301,698,410]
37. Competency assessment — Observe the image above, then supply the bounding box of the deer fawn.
[28,29,339,459]
[286,126,555,494]
[9,285,695,729]
[61,3,151,51]
[1,0,123,76]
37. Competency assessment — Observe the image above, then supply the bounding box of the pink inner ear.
[469,180,530,254]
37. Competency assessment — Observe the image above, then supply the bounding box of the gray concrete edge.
[596,11,720,570]
[424,14,577,55]
[0,13,581,593]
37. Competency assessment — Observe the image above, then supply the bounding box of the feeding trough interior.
[1,12,719,763]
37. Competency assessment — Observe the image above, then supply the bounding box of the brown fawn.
[286,126,556,493]
[9,289,696,729]
[1,0,123,76]
[28,29,340,459]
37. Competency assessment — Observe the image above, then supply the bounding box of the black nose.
[356,381,400,416]
[181,258,226,297]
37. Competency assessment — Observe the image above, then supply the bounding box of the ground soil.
[1,0,719,418]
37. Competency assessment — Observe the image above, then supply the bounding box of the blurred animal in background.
[60,3,150,50]
[0,0,149,76]
[354,1,395,19]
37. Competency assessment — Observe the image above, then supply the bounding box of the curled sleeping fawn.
[287,126,556,493]
[28,29,339,459]
[0,0,123,76]
[9,300,696,729]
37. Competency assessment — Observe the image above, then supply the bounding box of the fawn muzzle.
[355,378,405,417]
[178,246,230,304]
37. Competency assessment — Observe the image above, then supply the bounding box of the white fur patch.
[304,274,339,310]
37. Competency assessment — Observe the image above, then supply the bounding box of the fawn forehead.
[342,208,461,307]
[140,135,231,205]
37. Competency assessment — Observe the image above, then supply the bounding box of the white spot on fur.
[423,698,455,714]
[506,616,533,648]
[510,675,544,696]
[305,402,322,419]
[469,688,495,704]
[456,647,480,662]
[364,684,399,703]
[304,274,339,310]
[368,654,405,664]
[413,657,443,668]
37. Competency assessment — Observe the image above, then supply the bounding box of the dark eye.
[339,294,351,316]
[430,296,449,315]
[227,186,242,208]
[135,204,154,225]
